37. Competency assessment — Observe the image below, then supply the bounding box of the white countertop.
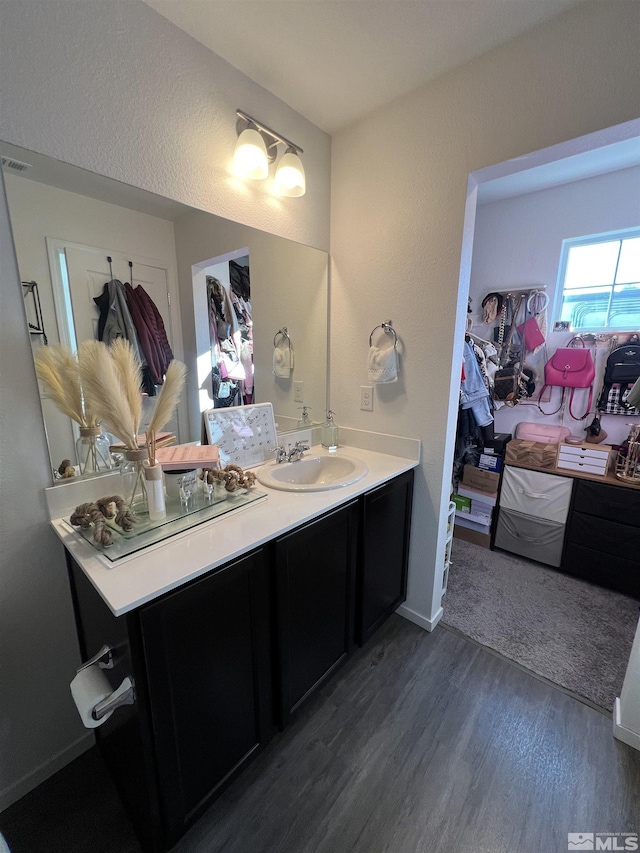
[51,444,419,617]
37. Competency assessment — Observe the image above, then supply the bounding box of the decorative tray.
[64,487,267,562]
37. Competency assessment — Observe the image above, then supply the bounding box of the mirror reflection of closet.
[197,250,254,411]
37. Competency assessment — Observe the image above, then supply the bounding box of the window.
[556,228,640,331]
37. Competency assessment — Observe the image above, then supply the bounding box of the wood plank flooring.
[2,616,638,853]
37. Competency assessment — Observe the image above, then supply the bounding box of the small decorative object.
[201,464,256,494]
[33,344,113,474]
[615,424,640,484]
[57,459,75,479]
[165,469,198,500]
[70,495,136,547]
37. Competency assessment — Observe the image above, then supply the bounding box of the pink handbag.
[517,316,545,351]
[544,346,595,388]
[539,338,595,420]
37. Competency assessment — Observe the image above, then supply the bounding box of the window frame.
[553,226,640,332]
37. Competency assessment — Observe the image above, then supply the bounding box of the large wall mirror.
[2,142,328,483]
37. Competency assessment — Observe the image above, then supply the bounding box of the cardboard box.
[484,432,512,455]
[478,453,502,473]
[505,439,557,470]
[457,484,498,506]
[453,523,491,549]
[451,493,472,512]
[471,500,493,522]
[462,464,500,492]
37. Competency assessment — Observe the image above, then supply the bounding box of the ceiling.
[143,0,585,133]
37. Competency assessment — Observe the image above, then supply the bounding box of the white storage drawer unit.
[496,466,574,567]
[499,466,573,523]
[556,442,612,477]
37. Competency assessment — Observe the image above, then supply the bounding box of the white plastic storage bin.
[499,465,573,524]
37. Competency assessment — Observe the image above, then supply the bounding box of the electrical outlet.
[293,380,304,403]
[360,386,373,411]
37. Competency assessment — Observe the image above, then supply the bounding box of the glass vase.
[120,448,149,510]
[75,426,112,474]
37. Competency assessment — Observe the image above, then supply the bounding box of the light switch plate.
[293,380,304,402]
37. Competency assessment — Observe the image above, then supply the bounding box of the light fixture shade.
[233,127,269,180]
[275,148,306,197]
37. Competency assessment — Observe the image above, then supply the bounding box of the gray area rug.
[442,539,639,711]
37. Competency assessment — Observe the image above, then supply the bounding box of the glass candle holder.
[76,426,112,474]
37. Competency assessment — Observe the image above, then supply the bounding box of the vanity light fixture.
[234,109,306,197]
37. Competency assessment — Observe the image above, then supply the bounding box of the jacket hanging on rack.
[124,282,173,386]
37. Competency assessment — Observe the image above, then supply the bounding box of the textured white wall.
[0,0,330,808]
[330,0,640,629]
[0,0,331,251]
[470,166,640,446]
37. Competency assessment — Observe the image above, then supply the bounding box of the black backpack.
[597,341,640,411]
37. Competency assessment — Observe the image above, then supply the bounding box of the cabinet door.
[139,549,272,847]
[358,470,414,644]
[275,502,358,724]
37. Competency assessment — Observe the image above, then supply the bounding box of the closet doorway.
[443,119,640,713]
[191,247,253,414]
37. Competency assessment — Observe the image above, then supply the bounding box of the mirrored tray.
[64,487,267,562]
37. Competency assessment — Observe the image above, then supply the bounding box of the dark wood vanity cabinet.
[67,471,414,851]
[68,548,273,852]
[358,470,414,644]
[274,501,359,724]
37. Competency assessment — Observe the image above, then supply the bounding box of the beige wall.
[329,0,640,629]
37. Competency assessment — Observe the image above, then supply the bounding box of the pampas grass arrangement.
[77,339,186,515]
[34,343,114,474]
[78,340,142,451]
[33,343,99,428]
[146,360,186,464]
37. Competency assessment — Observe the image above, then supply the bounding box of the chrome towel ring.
[369,321,398,349]
[274,327,291,347]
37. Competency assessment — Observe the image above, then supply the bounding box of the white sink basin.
[256,454,369,492]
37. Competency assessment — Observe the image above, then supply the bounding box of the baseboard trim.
[396,603,443,632]
[613,698,640,752]
[0,734,92,812]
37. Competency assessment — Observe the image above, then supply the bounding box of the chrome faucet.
[275,441,310,463]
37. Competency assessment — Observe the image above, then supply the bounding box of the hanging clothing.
[207,274,253,405]
[94,279,142,362]
[124,282,173,386]
[460,340,493,428]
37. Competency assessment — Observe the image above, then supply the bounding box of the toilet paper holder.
[77,644,135,721]
[79,644,114,672]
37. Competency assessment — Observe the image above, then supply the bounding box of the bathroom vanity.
[54,445,417,851]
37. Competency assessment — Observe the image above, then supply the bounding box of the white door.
[47,240,177,442]
[62,244,172,349]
